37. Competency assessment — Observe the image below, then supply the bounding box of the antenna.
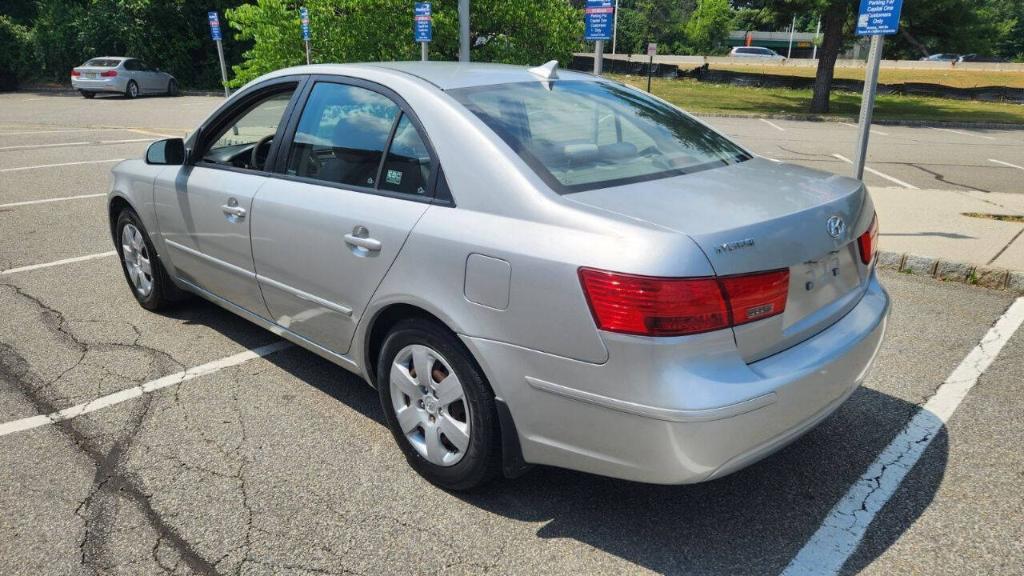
[527,60,559,81]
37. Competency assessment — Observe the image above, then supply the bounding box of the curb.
[15,85,223,98]
[877,250,1024,294]
[690,111,1024,131]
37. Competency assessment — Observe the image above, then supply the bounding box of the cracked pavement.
[2,94,1024,575]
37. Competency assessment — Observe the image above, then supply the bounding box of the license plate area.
[784,246,862,329]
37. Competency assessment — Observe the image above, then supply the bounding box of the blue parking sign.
[208,11,222,41]
[300,6,311,41]
[856,0,903,36]
[584,0,614,42]
[414,3,432,43]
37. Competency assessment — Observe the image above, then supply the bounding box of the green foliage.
[0,15,33,89]
[612,0,693,55]
[227,0,583,87]
[31,0,87,82]
[685,0,733,54]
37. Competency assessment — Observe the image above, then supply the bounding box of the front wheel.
[125,80,139,99]
[166,79,179,97]
[378,318,502,491]
[115,209,181,310]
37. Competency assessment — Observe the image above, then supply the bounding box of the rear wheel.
[80,91,95,99]
[115,209,181,310]
[378,318,502,491]
[125,80,139,99]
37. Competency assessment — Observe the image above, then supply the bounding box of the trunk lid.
[568,158,873,362]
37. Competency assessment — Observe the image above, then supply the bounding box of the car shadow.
[173,301,945,575]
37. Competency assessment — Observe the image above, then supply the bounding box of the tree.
[0,16,32,89]
[605,0,693,55]
[227,0,583,87]
[685,0,733,54]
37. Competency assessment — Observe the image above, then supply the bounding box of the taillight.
[858,213,878,265]
[71,69,81,77]
[100,70,117,77]
[578,267,789,337]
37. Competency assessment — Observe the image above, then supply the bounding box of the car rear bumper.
[463,272,889,484]
[71,77,128,93]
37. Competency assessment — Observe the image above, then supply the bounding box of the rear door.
[251,78,437,354]
[153,78,303,315]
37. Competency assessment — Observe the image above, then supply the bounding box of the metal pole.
[304,40,311,65]
[787,15,795,59]
[594,40,604,75]
[854,35,884,181]
[611,0,619,54]
[812,18,821,60]
[458,0,470,62]
[421,41,428,62]
[215,39,229,98]
[646,53,653,92]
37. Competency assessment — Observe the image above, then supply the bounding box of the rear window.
[84,59,121,68]
[450,80,749,194]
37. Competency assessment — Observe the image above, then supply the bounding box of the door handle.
[221,205,247,218]
[344,233,381,252]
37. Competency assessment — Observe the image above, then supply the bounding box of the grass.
[611,74,1024,125]
[705,64,1024,89]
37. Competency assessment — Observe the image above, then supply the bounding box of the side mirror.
[146,138,186,165]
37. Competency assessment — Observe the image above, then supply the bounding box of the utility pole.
[611,0,619,54]
[787,15,796,59]
[458,0,470,62]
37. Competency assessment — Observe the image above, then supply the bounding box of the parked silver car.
[71,57,179,99]
[107,61,888,490]
[729,46,786,60]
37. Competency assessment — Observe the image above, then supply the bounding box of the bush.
[0,16,33,90]
[226,0,583,87]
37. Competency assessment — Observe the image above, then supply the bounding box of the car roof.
[268,61,597,91]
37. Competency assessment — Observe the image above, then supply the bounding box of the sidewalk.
[871,186,1024,290]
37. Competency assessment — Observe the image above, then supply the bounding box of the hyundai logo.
[826,216,846,240]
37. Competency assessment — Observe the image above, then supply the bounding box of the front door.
[251,79,439,354]
[154,81,300,315]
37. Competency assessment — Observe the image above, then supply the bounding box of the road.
[1,92,1023,575]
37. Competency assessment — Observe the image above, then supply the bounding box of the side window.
[379,114,432,197]
[123,60,137,71]
[286,83,399,188]
[201,88,295,170]
[137,61,151,71]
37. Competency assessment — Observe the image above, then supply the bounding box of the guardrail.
[575,53,1024,72]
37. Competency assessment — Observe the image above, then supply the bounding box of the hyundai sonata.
[108,61,888,490]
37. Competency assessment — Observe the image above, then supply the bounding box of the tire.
[125,80,139,99]
[80,91,95,99]
[166,79,179,97]
[377,318,502,491]
[114,209,182,311]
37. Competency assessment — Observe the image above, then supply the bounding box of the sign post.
[208,11,229,98]
[646,42,657,93]
[584,0,613,75]
[853,0,903,180]
[300,7,311,65]
[414,3,432,61]
[458,0,469,62]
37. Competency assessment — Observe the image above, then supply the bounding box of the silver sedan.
[71,57,179,99]
[107,61,888,490]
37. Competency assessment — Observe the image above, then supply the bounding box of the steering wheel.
[250,135,274,170]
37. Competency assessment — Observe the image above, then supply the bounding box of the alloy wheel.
[389,344,471,467]
[121,223,153,297]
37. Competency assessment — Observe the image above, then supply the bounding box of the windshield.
[450,80,750,193]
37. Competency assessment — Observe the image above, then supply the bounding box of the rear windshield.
[84,59,121,68]
[450,80,749,194]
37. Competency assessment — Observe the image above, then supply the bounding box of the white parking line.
[0,251,117,275]
[0,194,106,209]
[0,158,124,173]
[0,128,123,136]
[990,159,1024,171]
[840,122,889,136]
[782,297,1024,576]
[932,127,997,141]
[832,153,920,190]
[760,119,786,132]
[0,342,292,437]
[0,138,151,151]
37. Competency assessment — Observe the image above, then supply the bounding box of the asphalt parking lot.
[2,92,1023,575]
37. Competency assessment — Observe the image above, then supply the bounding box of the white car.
[729,47,786,60]
[71,57,179,99]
